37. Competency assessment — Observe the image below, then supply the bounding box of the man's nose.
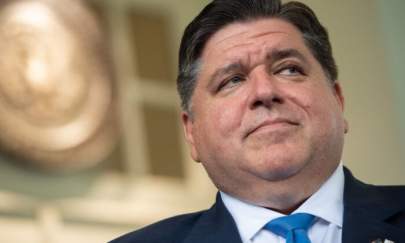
[248,67,283,110]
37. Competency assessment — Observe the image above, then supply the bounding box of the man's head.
[177,0,337,113]
[178,0,348,211]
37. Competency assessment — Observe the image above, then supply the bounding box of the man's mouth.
[245,118,299,138]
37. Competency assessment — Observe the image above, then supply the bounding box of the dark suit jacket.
[110,168,405,243]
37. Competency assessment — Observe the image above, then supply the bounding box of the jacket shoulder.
[359,181,405,203]
[373,184,405,196]
[344,167,405,201]
[109,210,206,243]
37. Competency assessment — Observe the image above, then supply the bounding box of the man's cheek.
[217,107,241,135]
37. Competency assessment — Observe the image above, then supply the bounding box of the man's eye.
[218,75,245,91]
[277,66,304,76]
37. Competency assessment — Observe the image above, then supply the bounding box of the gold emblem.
[0,0,116,170]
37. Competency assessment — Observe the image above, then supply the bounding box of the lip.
[245,118,299,138]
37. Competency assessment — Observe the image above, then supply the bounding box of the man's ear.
[333,82,349,134]
[181,111,201,162]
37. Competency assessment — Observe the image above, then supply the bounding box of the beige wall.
[300,0,405,185]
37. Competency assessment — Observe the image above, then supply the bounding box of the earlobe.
[181,112,201,162]
[344,119,349,134]
[333,82,349,134]
[333,82,345,111]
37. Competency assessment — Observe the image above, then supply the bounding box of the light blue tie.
[264,213,315,243]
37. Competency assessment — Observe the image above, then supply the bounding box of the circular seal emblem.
[0,0,117,170]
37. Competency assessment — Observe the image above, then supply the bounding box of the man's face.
[182,18,347,204]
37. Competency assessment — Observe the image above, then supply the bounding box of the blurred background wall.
[0,0,403,242]
[302,0,405,184]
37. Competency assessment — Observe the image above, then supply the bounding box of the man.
[111,0,405,242]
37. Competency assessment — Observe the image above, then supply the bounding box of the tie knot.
[264,213,315,243]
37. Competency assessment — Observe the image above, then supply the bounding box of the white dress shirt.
[221,163,344,243]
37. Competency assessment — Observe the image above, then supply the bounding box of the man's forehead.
[199,18,310,71]
[202,47,311,90]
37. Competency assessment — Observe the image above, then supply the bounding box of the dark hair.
[177,0,337,112]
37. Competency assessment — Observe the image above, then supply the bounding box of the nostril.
[252,100,264,109]
[272,96,283,104]
[251,96,283,109]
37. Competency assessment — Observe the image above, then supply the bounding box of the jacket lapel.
[183,193,243,243]
[342,168,405,243]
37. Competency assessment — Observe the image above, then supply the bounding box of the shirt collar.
[294,163,344,227]
[221,163,344,242]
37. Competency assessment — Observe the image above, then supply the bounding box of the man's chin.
[249,161,305,182]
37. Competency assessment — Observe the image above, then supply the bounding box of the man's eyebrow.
[207,62,244,88]
[266,48,308,63]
